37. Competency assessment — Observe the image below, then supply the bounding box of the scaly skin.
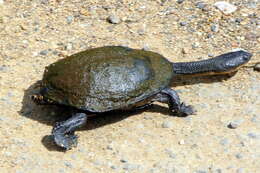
[172,50,251,75]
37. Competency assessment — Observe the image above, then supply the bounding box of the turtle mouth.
[31,94,47,105]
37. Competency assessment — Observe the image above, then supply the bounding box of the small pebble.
[220,138,229,146]
[214,169,222,173]
[178,139,185,145]
[251,115,260,123]
[111,165,117,169]
[211,24,219,32]
[247,132,258,139]
[64,161,73,168]
[208,53,214,57]
[165,149,176,159]
[196,2,206,10]
[120,158,127,163]
[253,63,260,72]
[162,121,173,128]
[40,0,49,4]
[65,43,73,51]
[214,1,237,15]
[181,48,188,54]
[235,18,243,23]
[227,119,244,129]
[196,170,207,173]
[123,163,139,171]
[39,50,48,56]
[107,15,121,24]
[180,21,187,26]
[137,28,145,35]
[235,153,243,159]
[66,16,74,24]
[107,143,113,150]
[0,65,8,72]
[192,42,200,48]
[207,33,213,38]
[177,0,185,4]
[236,168,244,173]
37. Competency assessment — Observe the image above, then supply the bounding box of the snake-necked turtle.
[32,46,252,150]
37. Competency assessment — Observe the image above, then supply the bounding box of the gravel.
[247,132,258,139]
[39,50,49,56]
[214,1,237,15]
[236,168,244,173]
[227,119,244,129]
[251,115,260,123]
[162,121,173,128]
[64,161,73,168]
[235,153,243,159]
[165,149,177,159]
[177,0,185,4]
[220,138,229,146]
[179,21,188,26]
[195,2,207,10]
[107,15,121,24]
[122,163,140,171]
[196,170,208,173]
[253,63,260,72]
[211,24,219,32]
[120,158,128,163]
[66,16,74,24]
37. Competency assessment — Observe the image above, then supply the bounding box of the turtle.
[32,46,252,150]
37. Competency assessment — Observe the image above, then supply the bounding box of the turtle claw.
[53,133,78,150]
[178,103,195,117]
[172,103,195,117]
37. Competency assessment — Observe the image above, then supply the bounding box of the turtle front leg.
[52,112,88,150]
[152,88,194,116]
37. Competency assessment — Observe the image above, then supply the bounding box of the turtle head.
[218,50,252,72]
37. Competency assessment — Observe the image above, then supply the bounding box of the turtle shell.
[42,46,173,112]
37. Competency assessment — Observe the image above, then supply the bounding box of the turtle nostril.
[244,52,252,61]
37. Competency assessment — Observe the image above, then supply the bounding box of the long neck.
[172,58,220,76]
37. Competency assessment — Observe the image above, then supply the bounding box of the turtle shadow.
[40,105,170,151]
[19,82,170,151]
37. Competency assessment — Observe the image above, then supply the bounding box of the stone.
[214,1,237,15]
[107,15,121,24]
[254,63,260,72]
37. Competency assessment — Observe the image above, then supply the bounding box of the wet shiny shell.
[42,46,173,112]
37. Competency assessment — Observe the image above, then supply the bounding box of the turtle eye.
[242,55,249,61]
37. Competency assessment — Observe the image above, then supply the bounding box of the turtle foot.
[176,103,195,117]
[53,133,78,150]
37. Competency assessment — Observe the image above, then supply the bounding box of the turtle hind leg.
[52,112,88,150]
[152,88,195,116]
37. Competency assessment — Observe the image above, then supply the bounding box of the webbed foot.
[175,103,195,117]
[53,132,78,150]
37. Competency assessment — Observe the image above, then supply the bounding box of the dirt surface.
[0,0,259,173]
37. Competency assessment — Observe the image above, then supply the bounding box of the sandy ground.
[0,0,259,173]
